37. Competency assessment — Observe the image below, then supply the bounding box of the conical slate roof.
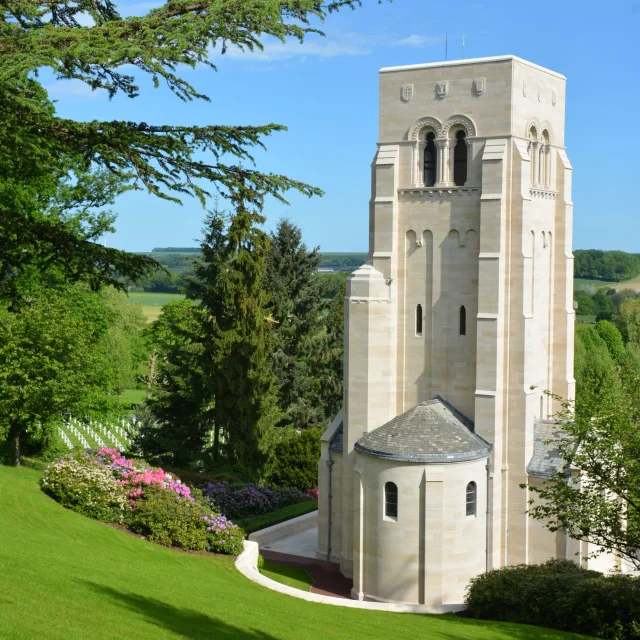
[354,397,491,463]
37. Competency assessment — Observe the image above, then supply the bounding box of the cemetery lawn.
[0,466,593,640]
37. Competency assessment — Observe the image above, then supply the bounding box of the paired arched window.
[416,304,423,336]
[466,481,477,516]
[453,130,468,186]
[384,482,398,519]
[459,305,466,336]
[423,132,437,187]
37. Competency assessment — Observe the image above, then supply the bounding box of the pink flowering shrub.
[306,488,319,501]
[41,449,243,555]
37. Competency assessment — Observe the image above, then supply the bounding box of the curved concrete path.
[235,540,457,614]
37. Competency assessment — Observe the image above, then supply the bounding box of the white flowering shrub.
[41,455,127,522]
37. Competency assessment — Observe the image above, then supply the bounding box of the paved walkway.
[261,549,353,598]
[261,526,318,559]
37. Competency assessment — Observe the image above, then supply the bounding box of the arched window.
[529,126,538,185]
[423,132,437,187]
[453,130,468,186]
[541,130,550,187]
[384,482,398,519]
[466,481,477,516]
[416,304,423,336]
[459,305,466,336]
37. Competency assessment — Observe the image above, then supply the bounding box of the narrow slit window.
[459,305,466,336]
[423,132,437,187]
[416,304,423,336]
[416,304,422,336]
[385,482,398,520]
[466,482,477,516]
[453,130,468,186]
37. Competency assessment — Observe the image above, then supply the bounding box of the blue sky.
[48,0,639,253]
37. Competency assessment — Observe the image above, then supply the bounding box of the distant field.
[127,292,185,322]
[574,278,616,289]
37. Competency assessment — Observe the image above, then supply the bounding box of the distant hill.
[147,248,368,271]
[574,249,640,282]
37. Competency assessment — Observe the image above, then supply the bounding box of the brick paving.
[261,550,353,599]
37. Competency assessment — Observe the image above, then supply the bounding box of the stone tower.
[317,55,577,610]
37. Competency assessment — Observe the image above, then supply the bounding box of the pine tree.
[266,219,332,429]
[141,299,211,468]
[189,208,280,477]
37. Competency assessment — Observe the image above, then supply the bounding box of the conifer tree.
[266,219,332,429]
[189,208,280,476]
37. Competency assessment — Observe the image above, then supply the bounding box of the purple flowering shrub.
[201,482,316,519]
[41,449,244,555]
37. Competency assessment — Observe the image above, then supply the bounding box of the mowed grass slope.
[0,466,592,640]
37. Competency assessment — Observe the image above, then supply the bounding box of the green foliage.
[466,559,640,639]
[574,249,640,282]
[139,300,212,468]
[189,209,280,475]
[616,298,640,345]
[526,377,640,569]
[257,553,265,570]
[41,457,128,522]
[266,219,338,429]
[126,486,212,551]
[574,293,596,316]
[594,320,625,364]
[267,427,321,490]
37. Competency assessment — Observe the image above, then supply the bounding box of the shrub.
[126,486,211,550]
[465,559,640,639]
[41,456,127,522]
[41,448,244,555]
[267,427,321,490]
[201,481,314,519]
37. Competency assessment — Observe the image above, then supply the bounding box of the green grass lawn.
[118,388,146,407]
[126,292,185,323]
[236,501,318,534]
[260,561,313,592]
[0,466,592,640]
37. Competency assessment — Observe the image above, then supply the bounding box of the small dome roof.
[354,397,491,463]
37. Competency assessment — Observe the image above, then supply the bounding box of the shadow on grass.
[80,581,277,640]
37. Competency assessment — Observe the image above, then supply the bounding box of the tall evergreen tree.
[189,208,279,477]
[141,299,211,468]
[266,219,332,429]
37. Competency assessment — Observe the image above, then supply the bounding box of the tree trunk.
[10,422,20,467]
[213,422,219,461]
[146,349,157,400]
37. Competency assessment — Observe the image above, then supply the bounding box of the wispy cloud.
[391,34,443,47]
[214,31,442,64]
[45,79,107,101]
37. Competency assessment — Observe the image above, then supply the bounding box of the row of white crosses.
[57,427,74,450]
[63,421,91,449]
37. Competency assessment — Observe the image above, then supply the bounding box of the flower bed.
[201,481,317,520]
[41,448,243,555]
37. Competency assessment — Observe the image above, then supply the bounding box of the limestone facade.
[317,55,585,611]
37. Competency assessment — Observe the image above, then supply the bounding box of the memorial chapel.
[316,55,610,612]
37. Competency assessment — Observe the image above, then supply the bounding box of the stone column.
[412,140,426,187]
[435,139,450,187]
[465,137,474,186]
